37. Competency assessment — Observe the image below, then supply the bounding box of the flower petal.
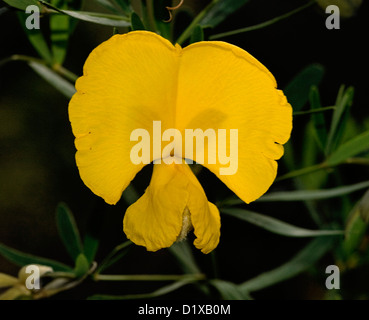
[176,41,293,203]
[180,165,221,254]
[69,31,181,204]
[0,273,19,289]
[123,161,220,253]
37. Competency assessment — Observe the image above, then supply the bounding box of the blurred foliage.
[0,0,368,300]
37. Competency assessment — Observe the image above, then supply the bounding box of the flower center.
[177,207,193,241]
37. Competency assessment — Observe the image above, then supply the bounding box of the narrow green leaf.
[130,12,145,31]
[3,0,40,10]
[300,121,327,191]
[50,0,70,65]
[96,241,132,274]
[114,0,132,14]
[83,234,99,264]
[198,0,250,28]
[342,190,369,257]
[168,241,210,300]
[168,241,201,274]
[257,180,369,202]
[342,205,366,257]
[309,86,328,152]
[284,64,325,112]
[209,1,315,40]
[17,12,53,64]
[221,208,343,237]
[88,280,191,300]
[39,1,131,27]
[293,106,335,116]
[56,202,83,261]
[0,243,73,272]
[28,61,76,98]
[122,184,140,205]
[239,236,336,293]
[93,0,118,13]
[190,25,204,44]
[74,254,90,278]
[62,10,131,27]
[210,280,252,300]
[325,86,354,155]
[326,129,369,166]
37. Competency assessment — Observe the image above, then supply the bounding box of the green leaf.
[256,180,369,202]
[198,0,250,28]
[326,129,369,166]
[3,0,40,10]
[284,64,325,112]
[96,241,132,274]
[17,12,53,64]
[0,243,73,272]
[74,254,90,278]
[62,10,131,27]
[209,1,316,40]
[50,0,70,65]
[83,234,99,264]
[114,0,132,14]
[130,12,145,31]
[88,280,191,300]
[210,280,251,300]
[39,1,131,27]
[93,0,119,12]
[309,86,328,152]
[28,61,76,98]
[56,202,83,261]
[121,184,140,205]
[168,241,211,296]
[325,86,354,155]
[190,25,204,44]
[168,241,201,274]
[239,236,336,293]
[221,208,343,237]
[342,190,369,257]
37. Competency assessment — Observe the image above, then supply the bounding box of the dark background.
[0,0,367,299]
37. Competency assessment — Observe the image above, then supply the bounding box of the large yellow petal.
[123,161,220,253]
[69,31,181,204]
[176,41,293,203]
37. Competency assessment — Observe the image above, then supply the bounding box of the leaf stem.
[95,241,133,274]
[293,106,336,116]
[276,162,328,182]
[209,0,316,40]
[0,54,78,82]
[345,158,369,166]
[93,273,205,281]
[176,0,218,45]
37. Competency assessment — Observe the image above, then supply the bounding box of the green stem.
[276,163,328,182]
[95,241,133,274]
[293,106,336,116]
[53,64,78,82]
[176,0,218,45]
[345,158,369,166]
[0,54,45,67]
[209,0,316,40]
[0,54,78,82]
[94,273,205,281]
[141,0,155,32]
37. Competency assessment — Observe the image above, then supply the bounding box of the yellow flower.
[0,265,53,300]
[69,31,292,254]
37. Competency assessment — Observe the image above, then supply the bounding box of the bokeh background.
[0,0,368,299]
